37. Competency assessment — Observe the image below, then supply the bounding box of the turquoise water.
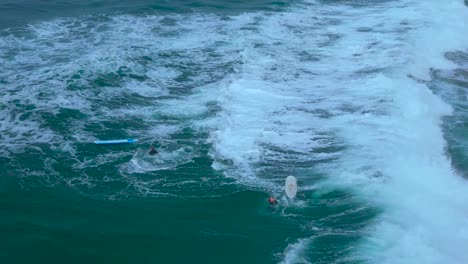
[1,1,468,263]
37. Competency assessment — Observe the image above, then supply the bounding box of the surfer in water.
[268,197,278,206]
[149,146,158,155]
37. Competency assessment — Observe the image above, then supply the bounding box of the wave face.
[0,0,467,263]
[201,0,468,262]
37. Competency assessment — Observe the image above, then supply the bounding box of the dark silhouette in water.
[149,146,158,155]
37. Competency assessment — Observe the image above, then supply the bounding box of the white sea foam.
[0,12,231,156]
[315,1,468,263]
[186,0,468,263]
[280,238,312,264]
[406,0,468,80]
[125,147,196,173]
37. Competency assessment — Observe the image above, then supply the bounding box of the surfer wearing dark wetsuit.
[149,146,158,155]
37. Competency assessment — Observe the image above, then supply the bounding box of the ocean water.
[1,0,468,263]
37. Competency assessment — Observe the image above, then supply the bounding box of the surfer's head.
[149,146,158,155]
[268,197,277,205]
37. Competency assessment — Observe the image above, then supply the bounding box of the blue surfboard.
[94,138,138,144]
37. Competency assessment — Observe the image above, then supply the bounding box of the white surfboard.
[285,175,297,199]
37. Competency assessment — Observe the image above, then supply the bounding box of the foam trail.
[280,238,312,264]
